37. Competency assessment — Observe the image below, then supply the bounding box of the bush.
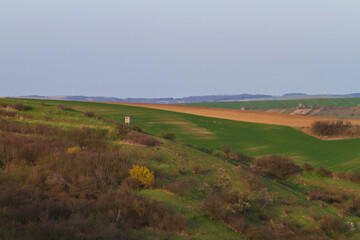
[159,131,176,141]
[115,122,129,136]
[129,165,154,187]
[314,167,333,177]
[130,125,142,132]
[245,226,274,240]
[67,146,81,153]
[202,195,225,220]
[226,216,247,234]
[165,178,198,197]
[125,132,161,147]
[0,109,16,117]
[222,144,232,162]
[346,196,360,216]
[308,190,345,204]
[83,111,96,118]
[192,164,202,174]
[311,120,349,136]
[333,170,360,184]
[252,155,301,178]
[244,174,264,191]
[301,163,314,172]
[0,102,29,111]
[63,127,107,150]
[56,105,71,111]
[320,216,343,234]
[96,190,187,233]
[232,151,253,163]
[222,190,251,214]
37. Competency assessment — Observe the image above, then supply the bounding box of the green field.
[11,98,360,171]
[183,98,360,110]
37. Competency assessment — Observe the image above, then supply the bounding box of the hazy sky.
[1,0,360,98]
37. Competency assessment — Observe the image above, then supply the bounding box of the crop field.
[183,98,360,110]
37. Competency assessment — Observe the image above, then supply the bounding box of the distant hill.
[17,94,273,103]
[16,93,360,104]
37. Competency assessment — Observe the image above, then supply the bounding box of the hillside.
[1,98,360,240]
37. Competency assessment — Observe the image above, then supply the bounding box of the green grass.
[183,98,360,110]
[5,98,360,171]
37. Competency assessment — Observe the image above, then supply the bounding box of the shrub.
[130,125,142,132]
[67,146,80,153]
[159,131,176,141]
[115,122,129,136]
[95,190,187,233]
[0,102,29,111]
[314,167,333,177]
[232,151,253,163]
[333,170,360,183]
[226,216,247,234]
[253,155,301,178]
[63,127,107,150]
[320,215,343,234]
[13,103,29,111]
[202,195,225,220]
[129,165,154,187]
[223,190,251,214]
[0,109,16,118]
[301,163,314,172]
[55,105,71,111]
[244,174,264,191]
[311,120,349,136]
[83,111,96,118]
[346,196,360,216]
[245,226,274,240]
[125,132,161,147]
[222,144,232,162]
[257,188,273,207]
[308,190,345,204]
[192,164,202,174]
[165,178,198,197]
[44,173,69,193]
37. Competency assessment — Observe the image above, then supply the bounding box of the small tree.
[222,144,232,162]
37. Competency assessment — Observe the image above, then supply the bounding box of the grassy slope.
[1,99,245,239]
[15,98,360,171]
[183,98,360,110]
[3,98,360,239]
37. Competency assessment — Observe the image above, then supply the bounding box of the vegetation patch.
[252,155,301,179]
[311,120,360,137]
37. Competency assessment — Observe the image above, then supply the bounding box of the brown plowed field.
[105,102,360,128]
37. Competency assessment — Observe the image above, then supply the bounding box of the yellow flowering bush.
[67,146,81,153]
[129,165,154,187]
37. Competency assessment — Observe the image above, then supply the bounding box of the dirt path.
[104,102,360,128]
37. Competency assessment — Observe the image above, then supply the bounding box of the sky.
[1,0,360,98]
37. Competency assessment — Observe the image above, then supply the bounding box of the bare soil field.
[105,102,360,128]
